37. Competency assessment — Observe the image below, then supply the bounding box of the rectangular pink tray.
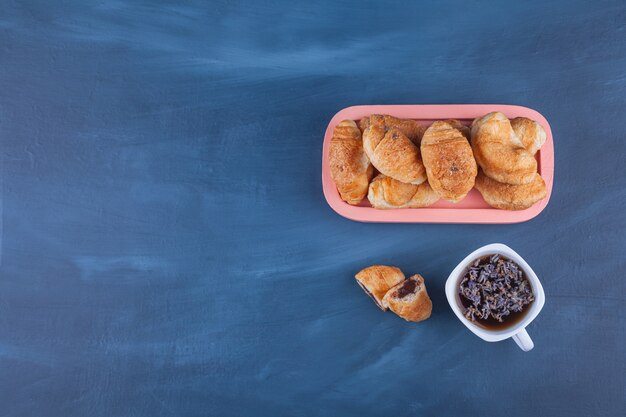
[321,104,554,223]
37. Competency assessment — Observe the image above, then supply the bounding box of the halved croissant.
[382,274,432,322]
[355,265,406,310]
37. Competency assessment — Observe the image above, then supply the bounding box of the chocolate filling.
[396,279,418,299]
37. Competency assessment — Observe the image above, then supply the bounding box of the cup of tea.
[445,243,545,351]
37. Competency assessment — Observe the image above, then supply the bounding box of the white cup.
[445,243,545,351]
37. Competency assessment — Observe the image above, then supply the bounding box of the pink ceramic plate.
[321,104,554,223]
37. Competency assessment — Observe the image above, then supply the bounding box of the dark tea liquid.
[459,292,531,330]
[458,254,534,330]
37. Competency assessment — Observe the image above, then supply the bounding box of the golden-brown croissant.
[382,274,432,322]
[470,112,537,185]
[421,120,477,202]
[329,120,374,204]
[355,265,406,311]
[474,170,547,210]
[362,125,427,184]
[511,117,546,155]
[359,114,425,145]
[367,174,439,209]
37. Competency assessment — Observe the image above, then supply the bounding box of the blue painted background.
[1,1,625,416]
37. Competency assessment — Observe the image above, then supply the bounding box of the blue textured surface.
[1,1,625,416]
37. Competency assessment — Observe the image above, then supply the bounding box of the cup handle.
[512,328,534,351]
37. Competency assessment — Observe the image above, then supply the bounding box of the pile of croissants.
[329,112,547,210]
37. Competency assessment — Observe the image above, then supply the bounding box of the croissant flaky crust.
[359,114,425,145]
[363,125,427,184]
[329,120,374,204]
[511,117,547,155]
[470,112,537,185]
[355,265,406,311]
[382,274,432,322]
[442,118,470,140]
[421,120,477,202]
[474,170,547,210]
[367,174,439,209]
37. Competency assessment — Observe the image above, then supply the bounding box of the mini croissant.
[367,174,439,209]
[470,112,537,185]
[363,125,427,184]
[474,170,547,210]
[328,120,374,204]
[421,120,477,202]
